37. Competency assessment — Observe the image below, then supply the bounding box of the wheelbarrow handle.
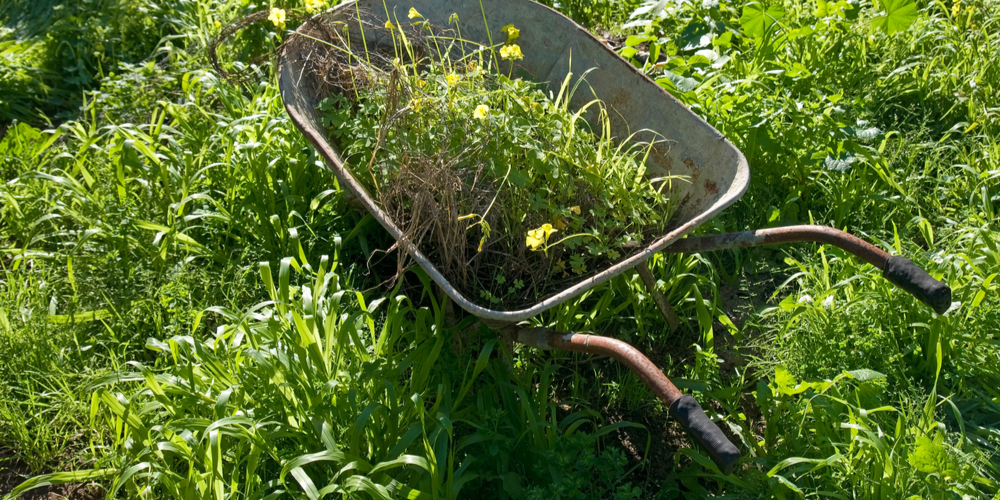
[661,225,952,314]
[510,328,741,474]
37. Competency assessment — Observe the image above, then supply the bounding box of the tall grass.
[1,0,998,497]
[7,253,644,498]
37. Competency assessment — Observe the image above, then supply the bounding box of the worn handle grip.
[882,256,952,314]
[669,395,740,475]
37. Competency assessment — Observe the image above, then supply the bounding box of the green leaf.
[767,454,844,477]
[624,34,656,47]
[908,435,952,475]
[871,0,917,34]
[740,2,785,38]
[7,469,117,499]
[774,366,807,395]
[656,72,699,93]
[824,153,856,173]
[846,368,886,382]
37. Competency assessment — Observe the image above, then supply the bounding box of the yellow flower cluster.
[473,104,490,120]
[526,224,556,251]
[499,44,524,61]
[268,8,286,30]
[305,0,325,14]
[446,73,460,85]
[952,0,961,17]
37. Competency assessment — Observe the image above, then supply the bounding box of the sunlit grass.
[0,0,998,497]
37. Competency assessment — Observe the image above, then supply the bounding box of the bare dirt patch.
[0,449,104,500]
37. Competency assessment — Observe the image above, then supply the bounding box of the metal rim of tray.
[278,0,750,325]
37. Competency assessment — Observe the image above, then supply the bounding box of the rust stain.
[682,157,701,185]
[704,179,718,195]
[608,88,630,109]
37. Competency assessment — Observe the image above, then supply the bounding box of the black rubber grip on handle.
[669,395,740,475]
[882,256,952,314]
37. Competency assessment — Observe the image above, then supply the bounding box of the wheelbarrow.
[277,0,952,475]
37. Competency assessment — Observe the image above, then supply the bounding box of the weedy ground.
[0,0,997,498]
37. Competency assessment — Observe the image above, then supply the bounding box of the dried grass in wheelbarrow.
[286,8,685,310]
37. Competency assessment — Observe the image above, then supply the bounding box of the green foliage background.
[1,0,998,498]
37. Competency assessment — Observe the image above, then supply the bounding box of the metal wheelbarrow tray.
[278,0,952,475]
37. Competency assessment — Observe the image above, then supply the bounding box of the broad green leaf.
[7,469,117,499]
[656,72,699,93]
[47,308,111,323]
[907,435,967,479]
[289,467,322,500]
[774,366,807,395]
[767,454,844,477]
[871,0,918,34]
[847,368,887,382]
[825,153,857,173]
[624,34,656,47]
[740,2,785,38]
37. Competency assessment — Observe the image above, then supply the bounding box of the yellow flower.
[569,206,581,215]
[305,0,325,13]
[417,79,426,88]
[526,232,545,251]
[446,73,460,85]
[526,224,557,251]
[408,7,422,19]
[506,26,520,39]
[473,104,490,120]
[214,21,221,28]
[268,8,286,30]
[499,44,524,61]
[385,20,396,30]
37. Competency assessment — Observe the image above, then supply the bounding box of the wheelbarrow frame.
[276,0,951,476]
[278,0,750,326]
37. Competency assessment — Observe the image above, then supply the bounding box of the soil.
[0,449,104,500]
[714,258,788,375]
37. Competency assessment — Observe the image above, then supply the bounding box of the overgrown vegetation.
[312,11,681,309]
[1,0,998,498]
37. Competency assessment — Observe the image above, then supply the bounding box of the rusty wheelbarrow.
[277,0,952,475]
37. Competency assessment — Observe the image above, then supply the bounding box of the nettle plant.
[316,9,683,309]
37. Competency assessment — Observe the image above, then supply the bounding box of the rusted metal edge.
[509,327,684,405]
[509,326,742,474]
[661,225,891,268]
